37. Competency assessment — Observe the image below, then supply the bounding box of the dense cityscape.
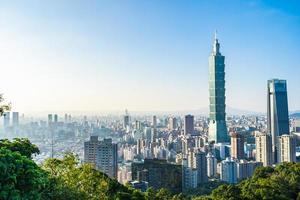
[1,1,300,199]
[1,35,300,197]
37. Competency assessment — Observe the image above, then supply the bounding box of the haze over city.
[0,0,299,113]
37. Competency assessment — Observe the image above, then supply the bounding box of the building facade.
[255,132,273,166]
[184,115,194,136]
[131,159,182,193]
[230,132,245,159]
[278,134,296,163]
[208,33,229,143]
[267,79,289,162]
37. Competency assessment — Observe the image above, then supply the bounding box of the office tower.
[64,113,68,123]
[182,159,198,190]
[3,112,10,129]
[96,138,118,178]
[278,134,296,162]
[187,149,208,185]
[208,32,228,143]
[132,159,182,193]
[255,132,273,166]
[48,114,53,126]
[237,160,263,181]
[168,117,177,131]
[267,79,289,162]
[194,150,208,184]
[151,115,158,142]
[84,136,100,165]
[12,112,19,128]
[184,115,194,135]
[207,152,217,178]
[230,132,245,159]
[220,157,237,184]
[152,115,157,129]
[124,112,130,129]
[54,114,58,123]
[151,128,157,143]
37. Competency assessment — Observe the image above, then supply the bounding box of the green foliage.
[185,180,225,197]
[0,94,10,116]
[0,138,40,158]
[0,148,48,200]
[204,162,300,200]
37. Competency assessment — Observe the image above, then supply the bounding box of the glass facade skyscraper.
[208,33,229,143]
[267,79,289,162]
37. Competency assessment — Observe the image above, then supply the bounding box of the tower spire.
[213,30,220,55]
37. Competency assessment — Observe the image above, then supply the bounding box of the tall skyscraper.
[12,112,19,129]
[168,117,177,131]
[124,110,130,130]
[54,114,58,123]
[3,112,10,130]
[278,134,296,163]
[48,114,53,127]
[208,33,228,143]
[267,79,289,162]
[230,132,245,159]
[184,115,194,136]
[151,115,157,142]
[255,132,273,166]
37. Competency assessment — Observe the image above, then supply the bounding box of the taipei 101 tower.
[208,32,229,143]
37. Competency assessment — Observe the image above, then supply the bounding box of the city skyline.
[0,0,299,113]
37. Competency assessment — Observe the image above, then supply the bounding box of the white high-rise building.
[236,160,263,181]
[255,132,273,166]
[207,152,217,178]
[278,134,296,163]
[220,157,237,184]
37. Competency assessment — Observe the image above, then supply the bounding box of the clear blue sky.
[0,0,299,113]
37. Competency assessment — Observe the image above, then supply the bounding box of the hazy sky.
[0,0,299,113]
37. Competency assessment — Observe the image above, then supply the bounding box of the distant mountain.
[290,112,300,119]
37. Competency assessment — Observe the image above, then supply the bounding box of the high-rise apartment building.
[267,79,289,162]
[208,33,228,143]
[255,132,273,166]
[207,152,217,178]
[230,132,245,159]
[84,136,100,165]
[236,160,263,181]
[187,149,208,185]
[278,134,296,163]
[84,136,118,178]
[184,115,194,135]
[220,157,237,184]
[96,138,118,178]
